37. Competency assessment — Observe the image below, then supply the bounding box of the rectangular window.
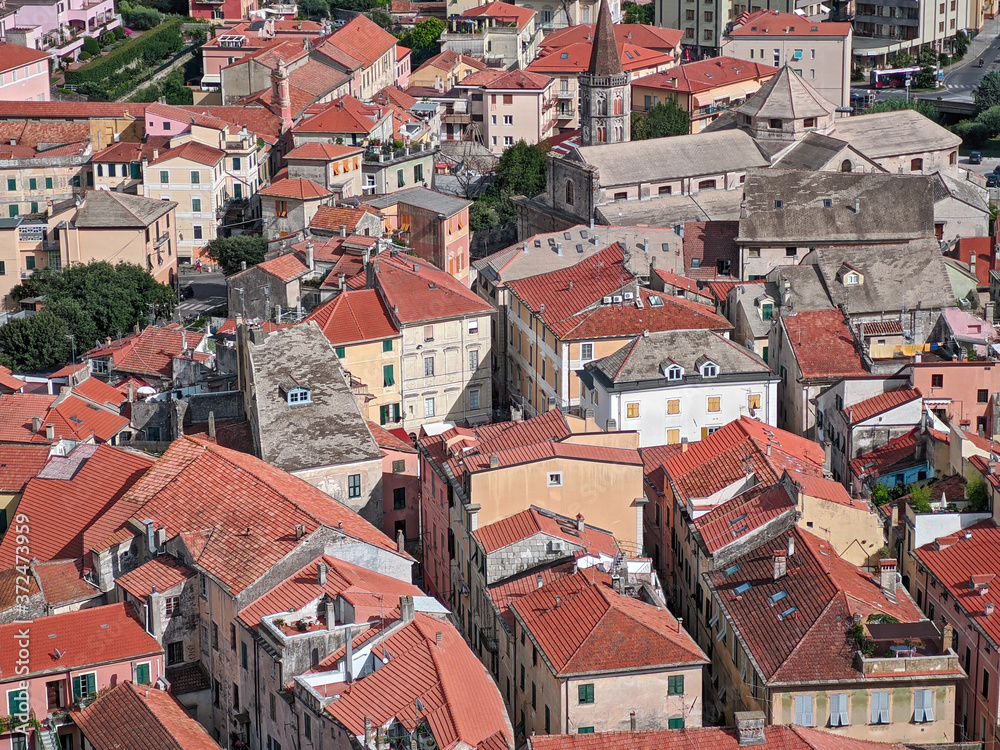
[932,374,944,388]
[708,396,721,412]
[192,197,201,212]
[9,205,18,218]
[914,689,934,722]
[871,691,890,723]
[393,487,406,510]
[159,171,169,184]
[503,115,513,125]
[469,350,479,371]
[503,95,513,104]
[520,664,525,690]
[382,339,393,352]
[165,596,180,617]
[547,472,563,487]
[270,693,276,721]
[578,683,594,704]
[626,402,640,419]
[544,705,550,734]
[167,641,183,665]
[241,641,248,670]
[232,157,241,171]
[668,718,685,729]
[580,343,594,360]
[667,399,680,415]
[193,225,203,240]
[348,474,361,498]
[190,171,200,184]
[45,177,53,190]
[469,389,480,410]
[983,668,990,698]
[531,683,536,708]
[392,459,405,473]
[211,622,219,650]
[134,662,151,685]
[5,178,14,190]
[28,178,36,190]
[979,389,989,403]
[424,357,435,376]
[667,428,680,444]
[72,673,96,702]
[25,255,33,269]
[578,727,595,734]
[383,364,394,387]
[667,675,684,695]
[276,200,287,218]
[830,693,849,726]
[794,695,814,726]
[748,394,761,410]
[304,714,312,740]
[414,163,424,183]
[424,397,435,417]
[424,325,434,341]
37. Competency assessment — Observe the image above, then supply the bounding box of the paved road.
[176,268,227,321]
[944,16,1000,92]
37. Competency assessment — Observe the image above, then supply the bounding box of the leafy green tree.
[124,5,163,29]
[369,8,392,26]
[977,104,1000,136]
[622,1,654,23]
[161,68,193,105]
[954,30,969,58]
[975,71,1000,112]
[865,96,940,121]
[299,0,330,18]
[44,298,98,357]
[492,140,548,199]
[966,476,990,512]
[915,45,938,89]
[207,234,269,275]
[399,18,444,65]
[0,311,72,372]
[910,484,933,513]
[630,111,650,140]
[953,118,991,147]
[469,202,501,232]
[83,36,101,56]
[887,50,915,68]
[870,482,892,506]
[630,100,690,139]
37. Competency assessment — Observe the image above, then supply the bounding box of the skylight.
[768,590,788,605]
[728,514,748,525]
[724,564,740,577]
[735,582,751,595]
[778,605,798,620]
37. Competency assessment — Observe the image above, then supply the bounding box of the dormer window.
[287,387,311,404]
[665,364,683,381]
[701,363,718,377]
[845,273,860,285]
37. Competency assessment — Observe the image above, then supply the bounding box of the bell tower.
[579,0,630,147]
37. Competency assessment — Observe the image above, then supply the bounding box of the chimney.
[155,525,167,548]
[400,595,415,623]
[317,560,328,585]
[556,243,563,256]
[364,717,373,747]
[345,630,354,679]
[144,519,156,555]
[536,574,544,589]
[576,513,584,532]
[489,453,499,468]
[326,599,337,631]
[127,381,135,403]
[773,552,787,580]
[305,242,315,271]
[987,602,996,616]
[879,558,897,599]
[340,224,347,238]
[31,416,42,433]
[734,711,766,746]
[854,198,861,213]
[396,528,405,554]
[152,148,159,161]
[207,410,216,439]
[338,272,346,290]
[606,419,617,431]
[45,423,55,440]
[295,523,305,540]
[629,712,636,731]
[676,616,683,635]
[787,535,795,557]
[941,621,954,652]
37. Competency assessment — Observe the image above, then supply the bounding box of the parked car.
[986,174,998,188]
[970,151,982,164]
[180,285,195,299]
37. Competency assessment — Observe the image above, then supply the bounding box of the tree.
[207,234,269,275]
[160,68,193,105]
[369,8,392,27]
[44,298,98,358]
[954,30,969,59]
[630,100,690,140]
[82,36,101,56]
[966,476,990,512]
[299,0,329,18]
[622,1,654,23]
[864,96,939,121]
[124,5,163,29]
[975,71,1000,112]
[886,50,915,68]
[953,118,991,147]
[977,104,1000,136]
[915,45,937,89]
[870,482,892,506]
[491,140,548,199]
[909,484,933,513]
[399,18,445,65]
[630,111,650,140]
[0,311,72,372]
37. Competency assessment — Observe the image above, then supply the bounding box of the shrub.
[910,484,933,513]
[977,105,1000,137]
[953,119,991,147]
[113,26,126,40]
[124,5,163,29]
[78,50,92,61]
[82,36,100,55]
[99,31,115,46]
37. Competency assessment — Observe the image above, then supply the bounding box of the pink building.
[396,46,411,89]
[3,0,119,61]
[0,603,163,750]
[368,421,420,549]
[910,358,1000,438]
[0,43,50,102]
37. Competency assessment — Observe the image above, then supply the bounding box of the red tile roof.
[540,23,682,52]
[0,102,148,120]
[914,520,1000,646]
[117,555,195,600]
[0,444,49,491]
[731,9,852,37]
[310,203,380,232]
[0,393,128,444]
[324,14,397,67]
[73,375,128,409]
[653,270,701,294]
[84,324,208,380]
[461,68,553,90]
[0,365,22,392]
[632,57,777,94]
[373,85,419,110]
[366,420,415,453]
[286,142,364,161]
[0,603,160,680]
[374,251,493,324]
[682,220,739,279]
[0,42,50,73]
[295,95,384,134]
[783,309,867,380]
[705,278,765,303]
[0,393,56,442]
[474,507,619,555]
[510,573,707,675]
[92,136,171,164]
[488,561,575,631]
[0,565,39,611]
[846,387,921,424]
[463,2,536,30]
[529,41,672,74]
[529,725,911,750]
[694,482,796,555]
[173,105,283,145]
[148,140,224,167]
[254,252,312,282]
[849,429,922,482]
[0,444,153,568]
[461,440,642,472]
[0,121,90,151]
[322,613,513,750]
[790,471,858,507]
[238,554,421,628]
[34,558,99,606]
[71,681,218,750]
[258,176,332,200]
[117,437,401,594]
[661,417,825,504]
[415,50,488,75]
[305,288,399,345]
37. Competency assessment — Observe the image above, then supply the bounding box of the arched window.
[949,151,957,165]
[565,180,575,205]
[597,125,606,143]
[910,158,923,172]
[614,96,623,115]
[840,160,853,173]
[596,94,606,116]
[614,124,623,142]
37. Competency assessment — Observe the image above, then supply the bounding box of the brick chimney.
[734,711,766,746]
[400,595,415,623]
[773,552,787,580]
[880,558,897,599]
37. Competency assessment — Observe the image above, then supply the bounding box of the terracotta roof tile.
[790,471,858,507]
[0,603,160,679]
[310,203,379,232]
[374,85,419,110]
[84,324,208,380]
[73,376,128,409]
[462,68,552,90]
[0,565,39,611]
[0,444,49,490]
[118,437,400,594]
[633,57,777,94]
[323,14,397,67]
[0,393,56,442]
[374,251,493,324]
[783,309,867,380]
[182,419,255,456]
[92,136,171,164]
[541,23,682,52]
[488,562,575,631]
[463,1,535,30]
[305,288,399,345]
[258,177,332,200]
[849,429,922,481]
[70,682,218,750]
[0,102,148,119]
[0,444,154,568]
[731,9,852,37]
[34,558,99,606]
[474,507,619,555]
[0,365,22,391]
[846,387,921,424]
[148,140,224,167]
[286,142,364,161]
[528,41,670,75]
[694,482,796,554]
[173,105,283,145]
[511,573,707,675]
[0,42,49,73]
[366,420,415,453]
[117,555,195,600]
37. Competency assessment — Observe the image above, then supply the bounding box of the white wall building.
[578,329,778,447]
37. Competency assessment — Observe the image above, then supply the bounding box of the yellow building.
[304,288,403,426]
[0,445,50,535]
[408,50,488,92]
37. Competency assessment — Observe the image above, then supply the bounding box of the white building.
[578,329,777,447]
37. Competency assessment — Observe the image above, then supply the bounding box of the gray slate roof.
[247,321,381,472]
[738,169,934,244]
[589,329,771,384]
[807,239,956,315]
[596,189,744,226]
[364,186,470,216]
[573,129,769,186]
[828,109,961,159]
[931,171,989,212]
[771,264,835,312]
[769,132,877,172]
[73,190,177,228]
[735,64,837,120]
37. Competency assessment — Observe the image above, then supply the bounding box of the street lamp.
[64,334,75,364]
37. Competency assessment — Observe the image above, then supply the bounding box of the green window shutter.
[30,202,37,214]
[380,405,388,425]
[45,177,53,189]
[335,346,346,358]
[6,179,14,190]
[578,727,595,734]
[383,365,394,387]
[668,718,684,729]
[382,339,392,352]
[578,684,594,704]
[72,676,83,702]
[8,688,25,716]
[135,663,150,685]
[241,641,248,670]
[8,205,17,218]
[668,675,684,695]
[28,178,36,190]
[130,163,140,179]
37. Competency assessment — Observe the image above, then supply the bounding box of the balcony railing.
[154,232,170,247]
[556,89,574,99]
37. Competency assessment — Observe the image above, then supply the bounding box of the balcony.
[555,108,575,120]
[442,112,472,125]
[556,89,575,99]
[154,232,170,248]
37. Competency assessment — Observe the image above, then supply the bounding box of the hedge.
[65,18,183,91]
